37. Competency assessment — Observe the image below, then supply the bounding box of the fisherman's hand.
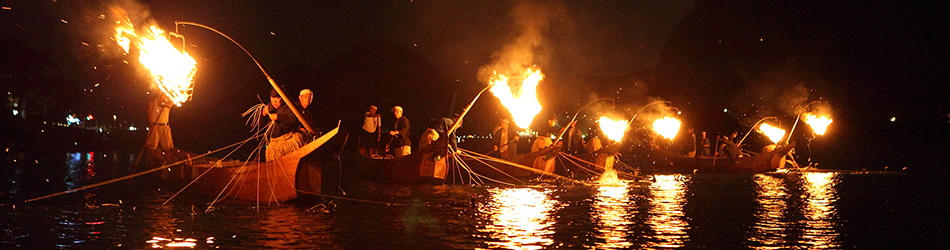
[390,131,397,136]
[269,113,278,121]
[262,105,269,114]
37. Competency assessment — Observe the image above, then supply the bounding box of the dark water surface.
[2,150,948,249]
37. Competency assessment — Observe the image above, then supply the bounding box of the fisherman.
[419,116,459,179]
[389,106,411,157]
[360,105,381,157]
[145,93,175,161]
[532,114,562,173]
[297,89,318,139]
[492,118,512,159]
[564,120,585,154]
[700,131,711,156]
[717,131,739,156]
[263,89,303,161]
[684,128,697,157]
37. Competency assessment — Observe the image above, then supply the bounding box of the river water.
[2,150,947,249]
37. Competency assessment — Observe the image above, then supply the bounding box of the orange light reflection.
[479,188,555,250]
[594,182,632,249]
[801,172,840,248]
[646,174,690,248]
[749,174,789,248]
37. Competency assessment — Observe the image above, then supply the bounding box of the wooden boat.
[652,141,797,173]
[349,136,450,185]
[160,125,339,203]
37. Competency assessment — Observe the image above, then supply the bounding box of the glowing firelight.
[757,123,786,144]
[652,117,681,140]
[803,114,832,135]
[489,68,543,128]
[598,116,628,142]
[113,12,197,105]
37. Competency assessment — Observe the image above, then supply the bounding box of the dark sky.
[2,0,948,168]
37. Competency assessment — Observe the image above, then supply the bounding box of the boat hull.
[160,125,338,203]
[654,142,796,173]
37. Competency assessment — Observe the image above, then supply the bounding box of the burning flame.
[597,116,628,142]
[489,68,543,128]
[757,123,786,144]
[802,113,832,135]
[113,13,197,105]
[652,117,681,140]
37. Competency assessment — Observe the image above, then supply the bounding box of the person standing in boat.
[700,131,711,156]
[684,128,697,158]
[492,118,512,159]
[360,105,381,157]
[389,106,411,157]
[145,93,175,161]
[297,89,318,140]
[263,89,303,161]
[532,114,562,173]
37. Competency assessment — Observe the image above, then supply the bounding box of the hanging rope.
[163,132,263,205]
[456,151,525,185]
[458,148,583,184]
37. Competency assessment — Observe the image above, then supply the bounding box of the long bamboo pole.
[447,84,494,135]
[175,22,314,134]
[552,98,614,145]
[737,116,778,147]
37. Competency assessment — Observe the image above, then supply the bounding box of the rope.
[162,133,261,205]
[456,151,526,185]
[458,148,583,184]
[296,190,408,206]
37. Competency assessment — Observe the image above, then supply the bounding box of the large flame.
[597,116,628,142]
[802,113,832,135]
[113,14,197,106]
[652,117,681,140]
[757,123,786,144]
[489,68,543,128]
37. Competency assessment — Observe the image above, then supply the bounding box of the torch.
[786,100,833,144]
[737,116,781,146]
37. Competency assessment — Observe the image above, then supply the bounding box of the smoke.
[476,1,568,82]
[741,65,824,119]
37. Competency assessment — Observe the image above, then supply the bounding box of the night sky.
[2,0,948,169]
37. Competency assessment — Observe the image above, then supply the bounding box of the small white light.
[890,117,896,122]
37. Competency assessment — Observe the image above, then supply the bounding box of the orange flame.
[652,117,681,140]
[113,13,197,106]
[489,68,543,128]
[597,116,628,142]
[802,113,832,135]
[757,123,786,144]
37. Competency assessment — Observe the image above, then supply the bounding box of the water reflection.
[749,172,840,248]
[750,174,790,247]
[801,172,840,248]
[646,174,690,248]
[479,188,555,250]
[593,182,632,249]
[64,152,96,189]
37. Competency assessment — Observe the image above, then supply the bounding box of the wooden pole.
[175,21,314,134]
